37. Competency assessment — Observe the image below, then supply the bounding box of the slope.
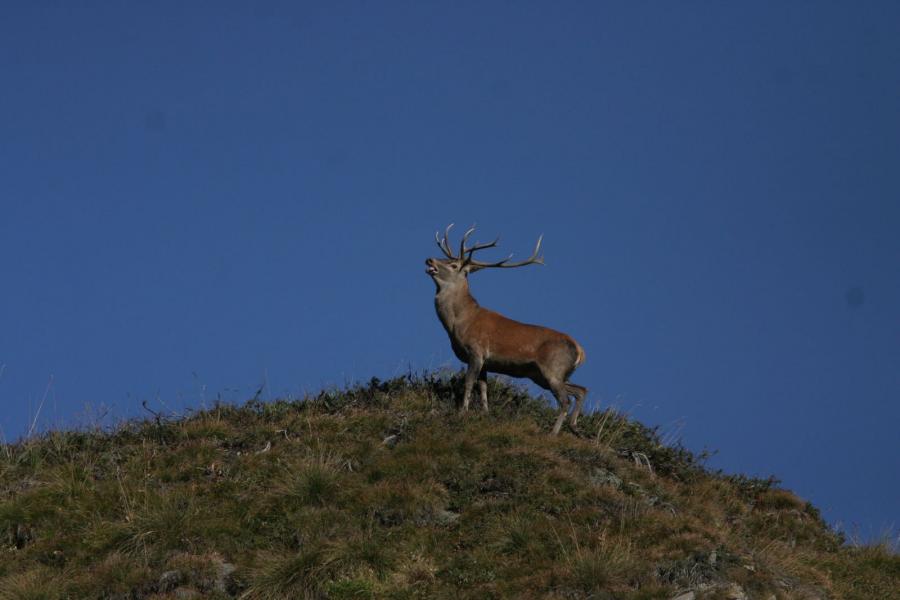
[1,374,897,599]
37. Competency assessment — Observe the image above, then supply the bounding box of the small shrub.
[0,567,66,600]
[243,547,335,599]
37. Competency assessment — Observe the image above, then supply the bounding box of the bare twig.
[141,399,163,423]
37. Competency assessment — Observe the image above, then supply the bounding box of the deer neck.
[434,279,479,337]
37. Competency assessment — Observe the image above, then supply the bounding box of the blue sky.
[2,2,898,539]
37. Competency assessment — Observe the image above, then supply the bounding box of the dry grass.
[0,373,896,599]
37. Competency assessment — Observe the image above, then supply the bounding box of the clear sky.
[2,2,898,539]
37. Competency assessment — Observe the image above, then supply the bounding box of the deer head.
[424,224,544,290]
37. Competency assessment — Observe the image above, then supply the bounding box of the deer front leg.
[462,356,484,411]
[478,368,489,412]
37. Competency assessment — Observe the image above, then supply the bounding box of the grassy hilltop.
[1,374,897,599]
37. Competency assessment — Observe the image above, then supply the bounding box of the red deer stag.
[425,225,587,434]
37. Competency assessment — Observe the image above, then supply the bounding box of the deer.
[425,224,588,435]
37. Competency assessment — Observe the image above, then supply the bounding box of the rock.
[8,524,34,549]
[214,561,237,593]
[589,468,622,489]
[415,508,460,526]
[159,570,184,592]
[670,592,695,600]
[479,477,506,494]
[433,509,460,526]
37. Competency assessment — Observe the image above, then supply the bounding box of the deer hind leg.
[478,368,489,412]
[550,381,571,435]
[462,356,484,412]
[565,383,588,427]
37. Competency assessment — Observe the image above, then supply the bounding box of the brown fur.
[426,234,587,435]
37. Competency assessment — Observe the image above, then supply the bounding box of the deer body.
[427,225,587,434]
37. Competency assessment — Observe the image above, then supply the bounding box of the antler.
[466,234,544,269]
[459,226,501,260]
[435,224,543,269]
[435,224,456,259]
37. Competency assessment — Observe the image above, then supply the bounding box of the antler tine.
[435,223,455,258]
[458,225,476,259]
[468,234,544,269]
[464,236,501,259]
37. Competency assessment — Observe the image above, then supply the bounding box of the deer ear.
[463,262,482,274]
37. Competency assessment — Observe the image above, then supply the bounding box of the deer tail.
[571,339,585,368]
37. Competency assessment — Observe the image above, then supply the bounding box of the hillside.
[1,374,897,600]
